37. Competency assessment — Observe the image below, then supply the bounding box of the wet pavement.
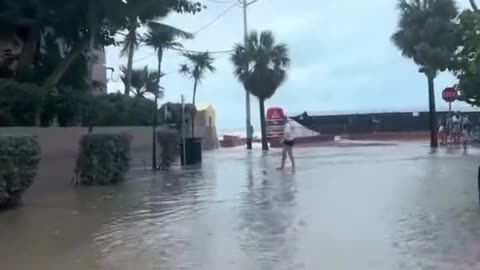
[1,141,480,269]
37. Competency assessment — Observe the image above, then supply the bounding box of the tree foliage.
[453,10,480,106]
[0,135,40,207]
[0,0,203,91]
[391,0,458,72]
[74,133,131,185]
[0,79,158,127]
[120,0,203,95]
[231,30,289,150]
[179,52,215,136]
[179,52,216,83]
[0,79,42,126]
[120,65,163,98]
[391,0,458,148]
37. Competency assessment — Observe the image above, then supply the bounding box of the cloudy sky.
[106,0,474,130]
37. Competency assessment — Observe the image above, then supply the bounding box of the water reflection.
[238,154,299,270]
[392,156,480,269]
[2,143,480,269]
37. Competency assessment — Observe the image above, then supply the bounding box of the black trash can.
[180,137,202,165]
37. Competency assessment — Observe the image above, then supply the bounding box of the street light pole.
[243,0,253,150]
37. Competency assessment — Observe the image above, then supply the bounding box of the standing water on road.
[1,142,480,269]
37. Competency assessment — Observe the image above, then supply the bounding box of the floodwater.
[1,141,480,269]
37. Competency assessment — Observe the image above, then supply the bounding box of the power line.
[171,47,233,54]
[203,0,236,4]
[193,3,238,34]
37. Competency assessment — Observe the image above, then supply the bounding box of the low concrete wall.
[0,127,155,195]
[0,125,219,199]
[340,131,430,141]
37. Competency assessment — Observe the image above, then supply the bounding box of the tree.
[0,0,202,93]
[470,0,478,11]
[120,0,203,96]
[231,30,290,151]
[143,21,192,170]
[391,0,458,148]
[120,65,163,98]
[143,21,193,103]
[452,10,480,106]
[179,52,215,137]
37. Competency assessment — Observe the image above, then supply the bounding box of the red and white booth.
[266,107,286,148]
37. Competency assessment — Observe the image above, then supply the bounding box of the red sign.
[266,107,285,121]
[442,87,457,103]
[266,107,285,139]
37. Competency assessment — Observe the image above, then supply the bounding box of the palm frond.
[143,22,193,51]
[230,30,290,100]
[392,0,458,69]
[120,30,140,57]
[179,52,215,82]
[179,63,190,74]
[260,31,275,50]
[148,21,194,40]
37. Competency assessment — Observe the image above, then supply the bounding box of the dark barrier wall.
[292,111,480,135]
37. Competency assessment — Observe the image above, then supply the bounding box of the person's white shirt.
[283,121,294,141]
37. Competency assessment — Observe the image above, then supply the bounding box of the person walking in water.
[278,116,295,171]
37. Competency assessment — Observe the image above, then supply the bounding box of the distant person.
[462,124,469,152]
[438,119,446,145]
[452,114,462,144]
[278,117,295,171]
[463,115,471,136]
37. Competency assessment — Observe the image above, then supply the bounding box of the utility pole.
[243,0,253,150]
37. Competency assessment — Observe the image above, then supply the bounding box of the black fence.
[291,111,480,135]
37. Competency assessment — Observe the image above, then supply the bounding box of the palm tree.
[120,65,163,98]
[179,52,215,137]
[391,0,458,148]
[143,21,192,170]
[231,30,290,151]
[470,0,478,10]
[120,25,141,96]
[120,0,202,96]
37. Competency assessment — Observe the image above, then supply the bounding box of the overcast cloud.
[106,0,475,130]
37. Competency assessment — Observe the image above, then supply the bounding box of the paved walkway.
[1,142,480,269]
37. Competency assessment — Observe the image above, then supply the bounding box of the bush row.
[1,126,182,207]
[0,80,157,127]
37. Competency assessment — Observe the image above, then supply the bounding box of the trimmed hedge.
[0,136,41,207]
[75,134,131,185]
[156,127,179,170]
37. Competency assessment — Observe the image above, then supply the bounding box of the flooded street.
[1,142,480,269]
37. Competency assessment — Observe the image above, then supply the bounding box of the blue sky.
[106,0,475,130]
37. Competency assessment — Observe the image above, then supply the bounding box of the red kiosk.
[266,107,286,148]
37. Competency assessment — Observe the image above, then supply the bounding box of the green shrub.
[74,134,131,185]
[0,79,43,126]
[156,127,179,170]
[0,136,41,207]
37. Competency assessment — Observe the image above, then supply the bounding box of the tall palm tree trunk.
[191,79,198,137]
[152,49,164,171]
[470,0,478,11]
[124,26,136,96]
[259,98,269,151]
[426,71,438,148]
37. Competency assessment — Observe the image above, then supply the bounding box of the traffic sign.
[442,87,457,103]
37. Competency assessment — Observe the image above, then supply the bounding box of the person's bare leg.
[287,146,295,170]
[278,146,287,170]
